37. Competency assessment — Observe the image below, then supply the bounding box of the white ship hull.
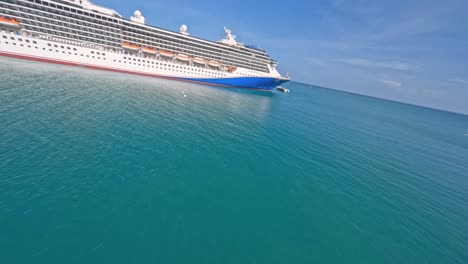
[0,31,288,90]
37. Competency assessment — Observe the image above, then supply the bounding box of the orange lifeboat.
[141,47,157,54]
[227,66,236,72]
[208,60,221,67]
[0,17,20,28]
[160,50,174,57]
[176,53,191,62]
[121,42,139,51]
[192,57,206,65]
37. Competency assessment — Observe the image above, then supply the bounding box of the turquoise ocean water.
[1,58,467,263]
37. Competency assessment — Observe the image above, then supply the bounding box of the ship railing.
[13,31,272,75]
[32,32,122,53]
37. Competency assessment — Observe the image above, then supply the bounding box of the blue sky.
[95,0,468,114]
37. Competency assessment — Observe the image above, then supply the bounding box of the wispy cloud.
[305,58,324,66]
[449,78,468,85]
[379,78,402,87]
[336,58,411,71]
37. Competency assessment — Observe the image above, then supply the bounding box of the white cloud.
[379,78,402,87]
[336,58,410,71]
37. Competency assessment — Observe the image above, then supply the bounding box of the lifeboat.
[192,57,206,65]
[0,17,20,28]
[121,42,139,51]
[227,66,237,72]
[141,47,157,54]
[160,50,174,57]
[176,53,191,62]
[208,60,221,67]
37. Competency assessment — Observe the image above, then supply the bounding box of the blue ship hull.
[181,76,290,91]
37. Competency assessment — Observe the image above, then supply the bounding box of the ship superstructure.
[0,0,290,90]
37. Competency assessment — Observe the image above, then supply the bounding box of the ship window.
[2,36,6,39]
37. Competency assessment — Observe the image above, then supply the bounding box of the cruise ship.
[0,0,290,90]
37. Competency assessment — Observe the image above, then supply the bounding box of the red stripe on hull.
[0,51,269,91]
